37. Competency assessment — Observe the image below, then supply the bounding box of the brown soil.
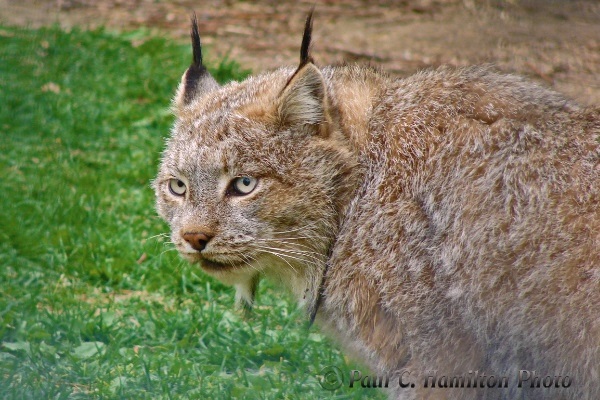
[1,0,599,105]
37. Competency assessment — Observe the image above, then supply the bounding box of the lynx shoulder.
[154,12,600,400]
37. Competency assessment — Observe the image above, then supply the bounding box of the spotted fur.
[154,13,600,400]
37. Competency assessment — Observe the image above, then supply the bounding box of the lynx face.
[154,15,357,307]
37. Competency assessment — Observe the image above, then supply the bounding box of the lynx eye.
[231,176,258,196]
[168,179,187,196]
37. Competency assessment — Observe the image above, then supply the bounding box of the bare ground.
[1,0,599,105]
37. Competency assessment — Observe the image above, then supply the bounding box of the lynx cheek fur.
[154,12,599,400]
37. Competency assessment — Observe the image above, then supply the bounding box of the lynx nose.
[182,231,213,252]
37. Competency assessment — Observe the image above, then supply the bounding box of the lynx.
[154,12,599,400]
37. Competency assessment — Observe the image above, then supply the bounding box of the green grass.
[0,25,384,399]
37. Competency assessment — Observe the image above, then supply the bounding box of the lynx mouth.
[200,258,243,271]
[179,248,247,271]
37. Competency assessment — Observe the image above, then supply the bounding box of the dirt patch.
[1,0,599,105]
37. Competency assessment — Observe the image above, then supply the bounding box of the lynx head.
[154,12,358,313]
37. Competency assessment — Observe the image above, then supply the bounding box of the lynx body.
[154,14,600,399]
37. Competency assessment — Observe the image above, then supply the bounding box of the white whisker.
[253,244,324,263]
[257,235,327,241]
[252,245,324,271]
[148,233,170,241]
[258,238,322,253]
[252,248,301,274]
[160,247,178,256]
[233,251,262,274]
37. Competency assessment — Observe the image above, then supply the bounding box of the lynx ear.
[278,64,329,128]
[174,13,219,112]
[277,10,331,134]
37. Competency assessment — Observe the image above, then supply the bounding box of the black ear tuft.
[190,12,204,69]
[177,12,219,108]
[183,13,209,104]
[299,8,314,66]
[278,10,330,133]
